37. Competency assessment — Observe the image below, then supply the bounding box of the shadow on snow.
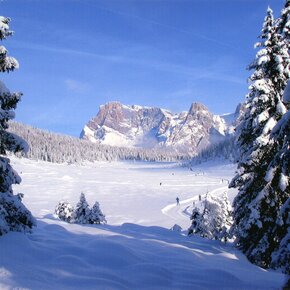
[0,218,284,290]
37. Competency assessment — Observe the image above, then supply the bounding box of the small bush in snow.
[55,201,74,223]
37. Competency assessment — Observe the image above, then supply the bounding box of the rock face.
[80,101,242,154]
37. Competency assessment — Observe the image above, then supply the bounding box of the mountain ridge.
[80,101,243,155]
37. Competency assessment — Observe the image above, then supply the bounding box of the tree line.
[8,121,189,164]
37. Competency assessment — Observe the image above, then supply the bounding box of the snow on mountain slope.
[0,157,285,290]
[80,102,243,155]
[220,103,246,134]
[80,102,164,149]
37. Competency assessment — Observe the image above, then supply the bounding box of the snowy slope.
[0,157,286,290]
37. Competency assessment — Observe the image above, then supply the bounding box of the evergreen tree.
[90,201,106,224]
[73,193,91,224]
[230,3,289,270]
[267,1,290,274]
[188,193,232,242]
[188,206,203,236]
[277,0,290,39]
[0,16,35,235]
[218,192,233,242]
[267,80,290,274]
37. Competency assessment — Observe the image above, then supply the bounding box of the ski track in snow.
[161,186,229,224]
[0,157,286,290]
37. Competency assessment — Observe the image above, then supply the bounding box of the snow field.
[0,157,286,289]
[12,158,229,228]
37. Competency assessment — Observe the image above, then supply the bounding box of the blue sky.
[0,0,285,136]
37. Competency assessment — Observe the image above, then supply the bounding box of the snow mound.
[0,221,285,290]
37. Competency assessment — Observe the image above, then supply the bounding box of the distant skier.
[199,194,201,201]
[176,197,180,205]
[160,182,162,186]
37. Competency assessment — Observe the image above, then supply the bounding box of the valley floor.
[0,157,286,289]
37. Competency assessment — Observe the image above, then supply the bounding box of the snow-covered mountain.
[80,102,243,154]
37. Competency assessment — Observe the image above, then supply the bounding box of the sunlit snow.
[0,157,286,290]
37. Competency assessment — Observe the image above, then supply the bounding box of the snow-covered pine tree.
[229,3,289,270]
[0,16,35,236]
[90,201,106,224]
[73,193,91,224]
[277,0,290,39]
[202,193,232,241]
[267,79,290,274]
[188,206,203,236]
[188,193,232,241]
[267,1,290,275]
[218,192,233,242]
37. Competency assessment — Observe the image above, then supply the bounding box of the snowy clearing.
[0,157,286,290]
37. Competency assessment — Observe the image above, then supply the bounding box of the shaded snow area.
[0,157,286,290]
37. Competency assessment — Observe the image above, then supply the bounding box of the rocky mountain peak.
[186,102,213,124]
[188,102,209,113]
[81,101,242,155]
